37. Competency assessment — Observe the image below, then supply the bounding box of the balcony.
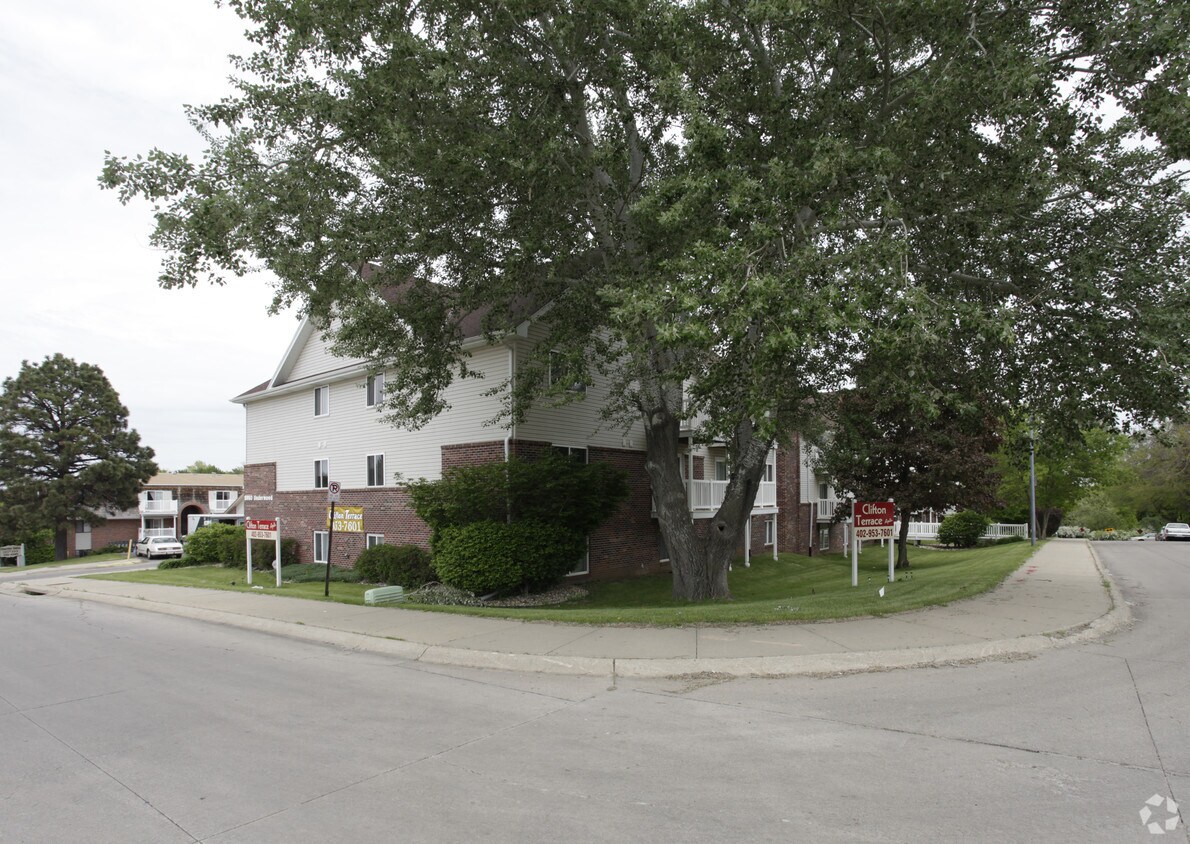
[687,479,777,512]
[139,495,177,516]
[817,498,839,520]
[139,526,177,539]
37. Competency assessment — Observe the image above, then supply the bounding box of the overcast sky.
[0,0,300,472]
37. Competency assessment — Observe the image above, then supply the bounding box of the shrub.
[183,523,247,566]
[97,542,132,555]
[248,537,300,569]
[0,529,54,565]
[278,563,361,583]
[354,544,436,588]
[433,520,585,596]
[937,510,990,548]
[158,556,206,569]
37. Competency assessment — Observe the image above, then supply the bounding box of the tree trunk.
[54,526,69,561]
[896,507,912,569]
[642,405,770,601]
[1039,508,1051,539]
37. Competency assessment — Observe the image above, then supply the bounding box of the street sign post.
[324,482,341,596]
[244,518,282,588]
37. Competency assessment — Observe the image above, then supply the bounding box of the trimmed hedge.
[937,510,990,548]
[433,520,585,595]
[182,523,246,566]
[157,556,206,569]
[354,544,435,588]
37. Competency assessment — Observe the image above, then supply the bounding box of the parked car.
[136,536,184,559]
[1130,532,1157,541]
[1158,523,1190,541]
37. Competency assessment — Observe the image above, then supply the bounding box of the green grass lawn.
[88,541,1041,625]
[1,551,131,571]
[88,563,373,603]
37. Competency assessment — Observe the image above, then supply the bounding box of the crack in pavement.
[1124,656,1188,839]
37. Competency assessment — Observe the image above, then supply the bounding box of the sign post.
[852,501,896,587]
[246,518,282,588]
[324,482,341,597]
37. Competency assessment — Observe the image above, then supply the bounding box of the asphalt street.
[1,541,1186,843]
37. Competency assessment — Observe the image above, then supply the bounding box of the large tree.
[102,1,1188,599]
[0,355,157,560]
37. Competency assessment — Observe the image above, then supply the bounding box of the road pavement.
[0,540,1185,842]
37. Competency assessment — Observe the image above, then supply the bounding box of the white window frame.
[313,458,329,489]
[566,537,591,577]
[551,444,588,464]
[314,385,330,417]
[548,351,586,393]
[714,459,728,481]
[213,490,232,509]
[313,531,329,563]
[366,373,385,408]
[764,460,775,483]
[818,526,831,550]
[366,533,384,549]
[764,517,775,546]
[366,453,385,487]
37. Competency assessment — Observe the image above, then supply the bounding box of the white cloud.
[0,0,299,472]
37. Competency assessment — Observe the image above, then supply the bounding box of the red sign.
[853,502,895,527]
[246,518,279,539]
[853,501,894,539]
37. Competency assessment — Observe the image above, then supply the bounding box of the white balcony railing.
[817,498,839,519]
[686,479,777,512]
[139,496,177,515]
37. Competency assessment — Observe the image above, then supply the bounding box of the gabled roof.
[148,473,244,488]
[233,262,547,404]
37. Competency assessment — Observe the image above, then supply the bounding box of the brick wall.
[583,446,668,581]
[441,441,507,470]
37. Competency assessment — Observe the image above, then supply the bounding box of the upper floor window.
[763,460,775,483]
[314,459,329,489]
[213,490,232,511]
[366,373,385,408]
[548,351,586,393]
[314,385,330,417]
[366,453,385,487]
[818,481,829,500]
[714,459,728,482]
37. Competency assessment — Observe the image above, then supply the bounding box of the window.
[75,521,91,534]
[550,444,588,464]
[714,459,728,481]
[366,453,385,487]
[366,534,384,549]
[314,531,329,563]
[548,351,586,393]
[566,537,591,576]
[764,518,775,545]
[818,481,829,500]
[366,373,385,407]
[313,459,329,489]
[819,526,830,550]
[314,385,330,417]
[763,461,775,483]
[213,490,232,511]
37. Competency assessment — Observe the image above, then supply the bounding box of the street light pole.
[1028,429,1038,546]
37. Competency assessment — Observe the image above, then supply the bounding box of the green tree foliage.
[1066,490,1136,532]
[997,426,1130,537]
[814,331,1003,568]
[0,355,157,560]
[179,461,228,474]
[101,1,1189,598]
[1112,423,1190,524]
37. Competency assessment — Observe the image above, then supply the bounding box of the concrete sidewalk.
[0,540,1127,678]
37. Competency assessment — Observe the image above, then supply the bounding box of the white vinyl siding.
[246,344,513,490]
[286,323,366,383]
[516,326,646,451]
[366,453,384,487]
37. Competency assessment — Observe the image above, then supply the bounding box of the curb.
[1,542,1132,679]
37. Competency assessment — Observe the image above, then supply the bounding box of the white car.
[1158,523,1190,542]
[136,536,184,559]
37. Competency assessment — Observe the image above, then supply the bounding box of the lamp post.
[1028,428,1038,546]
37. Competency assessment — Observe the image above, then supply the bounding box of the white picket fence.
[897,521,1028,541]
